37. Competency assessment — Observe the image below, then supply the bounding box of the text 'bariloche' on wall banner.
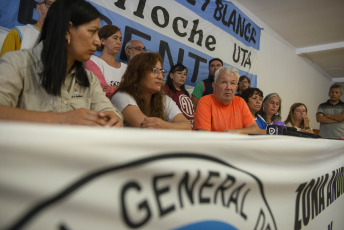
[0,0,261,87]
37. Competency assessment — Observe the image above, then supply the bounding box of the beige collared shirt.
[0,42,123,119]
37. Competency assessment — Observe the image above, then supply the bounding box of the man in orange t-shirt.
[193,66,260,134]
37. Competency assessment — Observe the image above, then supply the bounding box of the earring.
[67,39,70,45]
[275,112,279,116]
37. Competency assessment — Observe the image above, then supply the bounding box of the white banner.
[0,122,343,230]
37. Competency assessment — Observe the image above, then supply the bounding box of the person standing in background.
[191,58,223,110]
[316,84,344,139]
[0,0,56,56]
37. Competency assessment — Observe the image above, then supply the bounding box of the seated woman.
[85,25,127,99]
[111,53,191,130]
[0,0,123,127]
[258,93,282,125]
[164,63,194,126]
[241,88,267,134]
[285,103,314,133]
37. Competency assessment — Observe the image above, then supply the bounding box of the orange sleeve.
[193,96,212,131]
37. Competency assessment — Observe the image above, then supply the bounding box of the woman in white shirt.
[111,52,191,130]
[85,25,127,99]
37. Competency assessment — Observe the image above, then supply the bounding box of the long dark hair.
[240,87,263,116]
[165,63,189,96]
[39,0,100,96]
[117,53,165,119]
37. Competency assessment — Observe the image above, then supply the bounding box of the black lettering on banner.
[319,173,329,213]
[120,26,151,61]
[240,188,250,220]
[310,176,322,219]
[187,0,196,6]
[214,174,236,206]
[201,0,211,11]
[114,0,126,10]
[153,173,176,217]
[115,0,146,18]
[327,171,336,206]
[205,35,216,51]
[227,183,245,212]
[188,20,203,47]
[233,43,252,69]
[151,6,169,28]
[212,0,257,45]
[178,170,200,208]
[121,181,151,228]
[188,52,207,83]
[294,182,306,230]
[302,179,315,226]
[18,0,37,24]
[199,171,220,203]
[328,221,333,230]
[158,41,207,83]
[254,208,271,230]
[100,14,112,26]
[133,0,146,19]
[173,17,188,37]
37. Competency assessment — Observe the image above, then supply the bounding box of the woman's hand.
[302,114,310,127]
[61,108,123,127]
[140,117,168,129]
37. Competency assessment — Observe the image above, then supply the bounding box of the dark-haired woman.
[241,88,267,134]
[111,53,191,130]
[164,64,194,126]
[85,25,127,99]
[0,0,123,127]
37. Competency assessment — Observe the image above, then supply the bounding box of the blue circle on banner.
[174,220,237,230]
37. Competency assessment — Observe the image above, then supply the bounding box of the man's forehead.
[131,41,144,47]
[218,72,236,81]
[210,60,222,66]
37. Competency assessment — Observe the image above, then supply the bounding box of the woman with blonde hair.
[285,103,314,133]
[111,53,191,130]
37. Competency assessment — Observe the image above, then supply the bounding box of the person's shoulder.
[232,95,246,104]
[199,94,214,104]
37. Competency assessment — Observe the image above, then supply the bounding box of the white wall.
[231,1,332,129]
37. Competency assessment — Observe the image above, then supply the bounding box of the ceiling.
[236,0,344,86]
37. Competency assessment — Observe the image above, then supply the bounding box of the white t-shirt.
[89,55,127,86]
[112,91,182,123]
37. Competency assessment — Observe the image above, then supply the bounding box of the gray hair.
[214,66,240,83]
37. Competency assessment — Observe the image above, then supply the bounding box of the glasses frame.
[128,46,147,52]
[152,67,167,78]
[38,0,53,8]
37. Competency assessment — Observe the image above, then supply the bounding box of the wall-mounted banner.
[0,0,261,87]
